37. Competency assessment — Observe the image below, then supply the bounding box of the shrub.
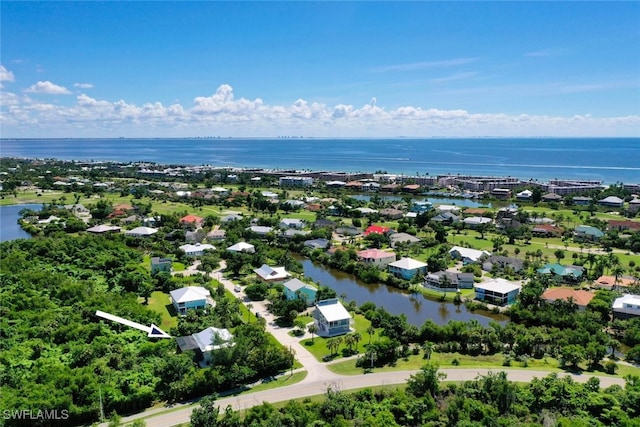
[604,361,618,374]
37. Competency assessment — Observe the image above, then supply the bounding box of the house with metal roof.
[179,243,215,256]
[170,286,213,315]
[613,294,640,320]
[541,288,594,311]
[573,225,605,242]
[449,246,491,264]
[125,226,158,237]
[388,257,428,280]
[474,279,521,306]
[283,278,317,306]
[254,264,290,283]
[425,271,475,290]
[537,263,585,283]
[599,196,624,208]
[227,241,256,253]
[314,299,352,337]
[176,327,234,367]
[357,249,396,269]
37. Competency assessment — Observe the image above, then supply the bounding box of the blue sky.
[1,1,639,137]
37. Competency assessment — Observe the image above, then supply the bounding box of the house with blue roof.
[283,278,318,306]
[573,225,605,242]
[537,263,585,284]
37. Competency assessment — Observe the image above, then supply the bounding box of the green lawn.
[327,351,640,379]
[300,313,381,362]
[146,291,178,330]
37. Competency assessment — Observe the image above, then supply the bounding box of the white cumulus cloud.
[25,81,71,95]
[0,65,15,82]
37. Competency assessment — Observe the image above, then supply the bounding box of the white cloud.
[430,71,478,84]
[25,81,71,95]
[524,48,567,58]
[0,65,15,83]
[74,83,94,89]
[370,58,478,73]
[2,83,639,138]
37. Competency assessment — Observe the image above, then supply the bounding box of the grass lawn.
[327,350,640,379]
[244,371,308,394]
[146,291,178,330]
[300,313,381,362]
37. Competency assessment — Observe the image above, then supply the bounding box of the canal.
[297,256,508,327]
[0,204,41,242]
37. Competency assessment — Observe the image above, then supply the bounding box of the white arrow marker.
[96,310,171,339]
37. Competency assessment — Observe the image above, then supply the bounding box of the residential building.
[304,238,331,250]
[388,257,428,280]
[474,279,521,306]
[607,220,640,233]
[572,196,592,206]
[463,216,492,229]
[388,232,421,248]
[254,264,290,283]
[436,204,461,213]
[282,278,317,306]
[207,229,227,240]
[449,246,491,264]
[221,213,243,223]
[541,288,595,310]
[629,198,640,214]
[226,242,255,253]
[532,224,563,237]
[574,225,605,242]
[482,255,524,273]
[541,193,563,203]
[613,294,640,320]
[411,201,432,213]
[180,214,205,227]
[593,275,638,291]
[357,248,397,269]
[379,208,404,219]
[280,218,305,229]
[424,271,475,289]
[537,263,585,283]
[86,224,121,234]
[314,299,352,337]
[364,225,390,236]
[279,176,313,187]
[170,286,213,315]
[430,212,460,225]
[282,229,310,239]
[516,190,532,201]
[599,196,624,208]
[246,225,274,236]
[490,188,512,199]
[179,243,215,256]
[151,257,172,274]
[176,327,233,367]
[125,226,158,237]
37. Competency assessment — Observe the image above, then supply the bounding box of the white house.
[125,226,158,237]
[388,257,428,280]
[449,246,491,264]
[86,224,121,234]
[247,225,274,236]
[613,294,640,320]
[254,264,290,283]
[280,218,305,229]
[179,243,215,256]
[170,286,213,315]
[227,241,256,253]
[463,217,492,228]
[474,279,521,306]
[436,204,461,213]
[176,327,234,367]
[314,299,352,337]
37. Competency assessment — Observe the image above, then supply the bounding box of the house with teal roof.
[537,263,585,284]
[282,278,317,306]
[573,225,605,242]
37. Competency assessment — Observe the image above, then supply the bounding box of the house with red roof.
[607,220,640,232]
[364,225,390,236]
[532,224,563,237]
[180,214,204,227]
[357,248,396,269]
[541,288,595,311]
[403,184,421,193]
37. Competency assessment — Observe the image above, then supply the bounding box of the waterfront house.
[179,243,215,256]
[388,257,428,280]
[254,264,290,283]
[593,275,638,291]
[516,190,532,201]
[170,286,213,315]
[490,188,512,200]
[424,271,475,289]
[176,327,233,367]
[125,226,158,237]
[537,263,584,283]
[573,225,604,242]
[282,278,317,306]
[411,201,432,213]
[226,241,255,253]
[151,257,172,274]
[449,246,491,264]
[541,288,594,311]
[474,279,521,306]
[436,204,461,213]
[357,248,396,269]
[403,184,421,193]
[314,299,352,337]
[379,208,404,219]
[304,238,331,250]
[613,294,640,320]
[599,196,624,208]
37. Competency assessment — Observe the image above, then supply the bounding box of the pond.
[0,204,41,242]
[297,256,508,327]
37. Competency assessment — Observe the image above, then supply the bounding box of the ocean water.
[1,137,638,184]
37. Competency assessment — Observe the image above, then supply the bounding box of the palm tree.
[308,324,318,343]
[334,336,344,355]
[326,338,336,356]
[352,332,362,353]
[246,303,253,323]
[367,326,376,345]
[422,342,434,360]
[343,334,355,353]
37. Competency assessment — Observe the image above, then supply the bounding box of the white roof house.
[170,286,211,304]
[125,226,158,237]
[86,224,121,234]
[613,294,640,319]
[254,264,290,282]
[355,207,378,214]
[316,299,351,323]
[436,205,461,213]
[475,278,521,294]
[227,241,256,253]
[280,218,305,229]
[179,243,215,256]
[449,246,491,263]
[247,225,273,235]
[193,327,233,353]
[463,217,493,227]
[388,257,428,270]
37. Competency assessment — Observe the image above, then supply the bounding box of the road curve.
[109,368,626,427]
